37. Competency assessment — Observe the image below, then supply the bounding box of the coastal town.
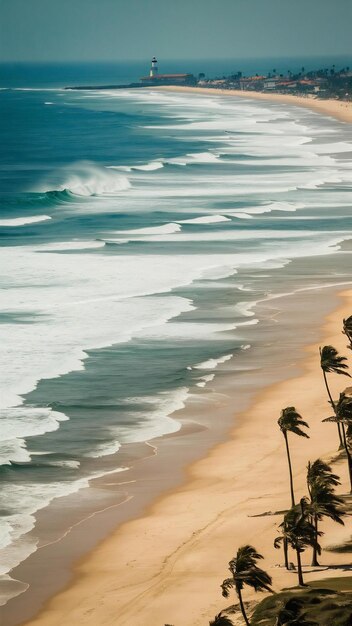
[141,56,352,101]
[199,65,352,101]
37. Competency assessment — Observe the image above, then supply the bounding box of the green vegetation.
[250,586,352,626]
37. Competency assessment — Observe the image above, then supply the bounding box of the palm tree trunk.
[296,548,305,586]
[237,586,250,626]
[284,431,295,508]
[341,423,352,493]
[322,369,343,448]
[311,514,320,566]
[283,537,289,570]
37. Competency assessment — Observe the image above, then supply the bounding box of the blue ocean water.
[1,62,352,601]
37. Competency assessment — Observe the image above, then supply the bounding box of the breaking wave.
[38,161,131,199]
[0,215,51,227]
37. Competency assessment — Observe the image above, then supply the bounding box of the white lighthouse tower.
[150,57,158,78]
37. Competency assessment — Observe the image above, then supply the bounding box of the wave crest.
[38,161,130,199]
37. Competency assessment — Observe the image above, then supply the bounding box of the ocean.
[1,60,352,617]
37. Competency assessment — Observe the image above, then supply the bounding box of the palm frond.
[278,407,309,438]
[307,459,341,489]
[209,613,234,626]
[336,392,352,422]
[289,425,310,438]
[276,504,322,554]
[221,577,235,598]
[244,567,273,593]
[343,315,352,349]
[309,484,345,525]
[223,544,272,598]
[320,345,351,376]
[274,536,283,549]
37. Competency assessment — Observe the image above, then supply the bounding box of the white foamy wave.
[191,353,233,370]
[185,152,221,163]
[120,387,189,443]
[37,240,105,251]
[85,440,121,458]
[111,228,318,244]
[196,373,215,388]
[231,212,254,219]
[109,161,164,172]
[1,243,212,410]
[0,215,51,227]
[0,408,68,466]
[235,302,256,317]
[0,439,31,465]
[116,223,181,236]
[45,460,81,469]
[228,202,305,218]
[178,214,230,224]
[241,344,251,350]
[133,162,164,171]
[40,161,130,197]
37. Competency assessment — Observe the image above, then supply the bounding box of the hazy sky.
[1,0,351,63]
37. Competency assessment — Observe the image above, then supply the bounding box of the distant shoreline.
[154,85,352,123]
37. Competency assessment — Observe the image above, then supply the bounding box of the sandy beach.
[12,288,352,626]
[155,85,352,123]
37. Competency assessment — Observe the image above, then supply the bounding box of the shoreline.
[12,287,352,626]
[153,85,352,123]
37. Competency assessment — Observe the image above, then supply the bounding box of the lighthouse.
[150,57,158,78]
[140,58,195,86]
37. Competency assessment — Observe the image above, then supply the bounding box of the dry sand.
[155,85,352,123]
[20,289,352,626]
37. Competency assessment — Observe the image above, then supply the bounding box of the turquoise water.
[1,63,352,597]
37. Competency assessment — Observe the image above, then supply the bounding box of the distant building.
[140,57,196,86]
[263,78,280,90]
[150,56,158,78]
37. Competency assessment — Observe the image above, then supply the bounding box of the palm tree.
[307,458,340,491]
[343,315,352,350]
[274,500,320,586]
[306,460,345,566]
[319,345,350,447]
[209,613,234,626]
[323,392,352,492]
[221,545,272,626]
[278,407,309,508]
